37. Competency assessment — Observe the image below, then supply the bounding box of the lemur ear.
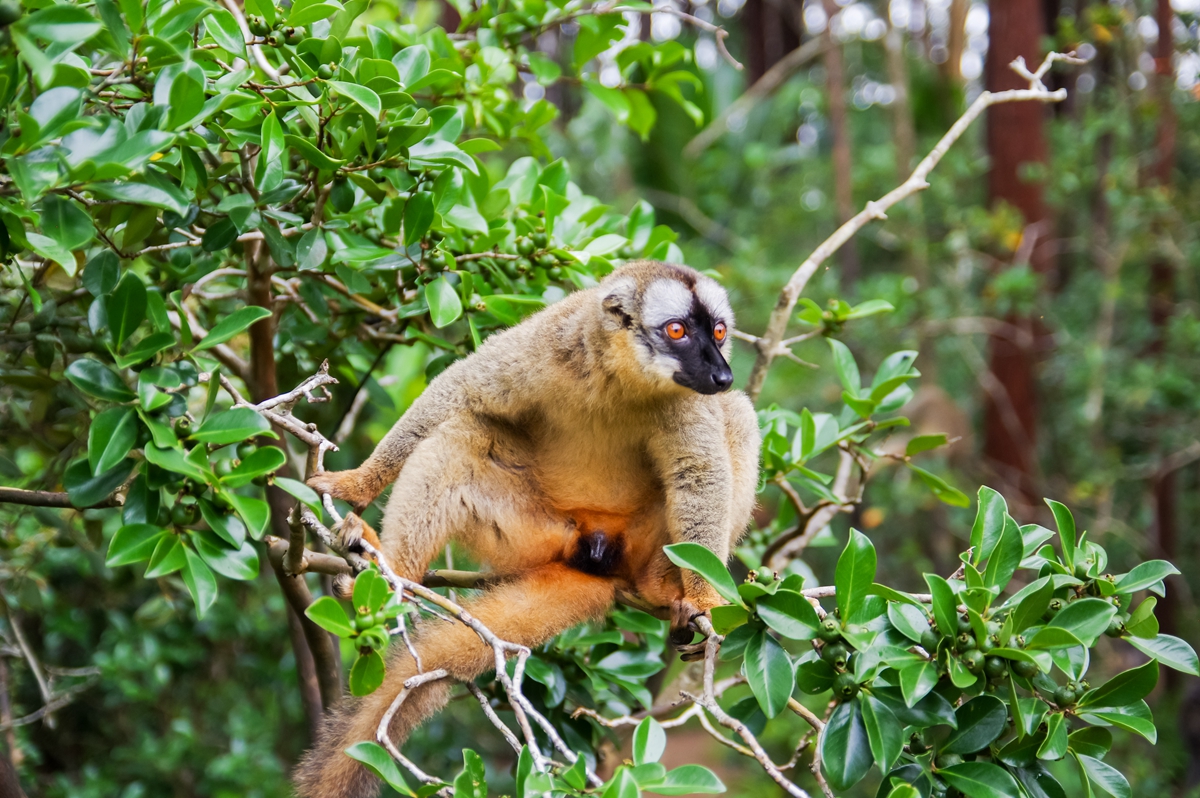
[601,278,636,329]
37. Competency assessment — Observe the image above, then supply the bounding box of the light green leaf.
[193,306,272,351]
[663,543,742,607]
[329,80,381,118]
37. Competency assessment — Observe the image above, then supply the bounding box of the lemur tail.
[293,564,616,798]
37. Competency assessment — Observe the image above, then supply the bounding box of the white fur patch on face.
[641,279,695,330]
[695,277,733,326]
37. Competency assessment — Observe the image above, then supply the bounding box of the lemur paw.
[668,597,708,650]
[337,513,382,559]
[307,469,376,512]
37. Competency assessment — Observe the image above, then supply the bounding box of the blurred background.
[4,0,1199,795]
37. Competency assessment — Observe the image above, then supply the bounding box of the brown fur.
[299,262,760,797]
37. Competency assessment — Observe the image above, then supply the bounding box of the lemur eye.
[665,322,686,340]
[714,322,727,342]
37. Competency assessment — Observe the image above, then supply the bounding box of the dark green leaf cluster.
[673,488,1196,798]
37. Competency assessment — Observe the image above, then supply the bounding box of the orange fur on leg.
[294,564,616,798]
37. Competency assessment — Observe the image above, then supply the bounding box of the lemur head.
[599,261,735,395]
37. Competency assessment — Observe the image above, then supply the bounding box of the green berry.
[984,656,1007,680]
[821,642,850,670]
[1054,685,1077,707]
[1105,615,1126,638]
[908,733,928,754]
[214,458,236,477]
[754,567,775,584]
[977,634,995,653]
[832,672,859,700]
[173,416,192,437]
[1012,659,1038,679]
[516,236,535,256]
[957,614,972,634]
[170,503,197,527]
[317,63,334,80]
[920,628,941,651]
[818,617,842,642]
[961,649,985,673]
[237,442,256,460]
[531,230,548,248]
[1043,598,1065,620]
[956,633,976,652]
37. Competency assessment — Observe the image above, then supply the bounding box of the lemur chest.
[527,417,662,515]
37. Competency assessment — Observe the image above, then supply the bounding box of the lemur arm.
[308,338,534,510]
[647,401,737,618]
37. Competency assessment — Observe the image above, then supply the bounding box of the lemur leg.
[294,563,616,798]
[365,417,571,582]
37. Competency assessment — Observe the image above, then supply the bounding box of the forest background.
[1,0,1199,795]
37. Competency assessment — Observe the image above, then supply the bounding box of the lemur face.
[639,275,734,395]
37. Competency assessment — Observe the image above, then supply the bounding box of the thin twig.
[744,52,1080,402]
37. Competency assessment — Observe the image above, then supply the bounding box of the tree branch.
[743,52,1082,402]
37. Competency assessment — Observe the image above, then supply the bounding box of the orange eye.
[666,322,686,340]
[714,322,727,342]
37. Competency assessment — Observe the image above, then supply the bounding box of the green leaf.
[1114,560,1180,594]
[939,762,1022,798]
[756,590,821,640]
[1068,727,1113,759]
[106,271,147,347]
[827,339,861,396]
[115,332,175,368]
[204,8,245,56]
[182,544,219,618]
[1077,754,1131,798]
[709,603,749,634]
[25,5,102,43]
[107,523,167,566]
[983,515,1023,592]
[1026,627,1085,651]
[835,528,876,623]
[88,407,138,475]
[1009,577,1055,633]
[603,768,639,798]
[971,486,1008,564]
[905,433,948,457]
[256,110,285,193]
[192,528,259,580]
[1045,499,1076,571]
[887,602,931,644]
[924,573,958,637]
[426,274,463,328]
[65,457,135,508]
[861,694,902,772]
[275,476,322,515]
[642,765,724,795]
[632,717,666,766]
[228,493,271,540]
[795,658,835,694]
[743,628,793,718]
[85,182,188,216]
[41,194,95,251]
[167,65,205,129]
[899,660,939,707]
[353,568,391,614]
[845,299,894,319]
[25,233,75,274]
[454,749,486,798]
[193,306,272,351]
[943,695,1007,754]
[144,535,187,578]
[289,0,344,25]
[1126,634,1199,675]
[221,447,287,488]
[1077,659,1158,710]
[345,742,415,796]
[285,135,345,171]
[819,698,872,792]
[909,465,970,507]
[1080,701,1157,743]
[191,408,270,445]
[306,595,355,636]
[1037,712,1068,760]
[330,80,381,118]
[663,543,742,607]
[402,191,434,246]
[1046,598,1117,646]
[349,650,385,696]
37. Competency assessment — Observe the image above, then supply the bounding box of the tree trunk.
[942,0,967,84]
[744,0,801,82]
[982,0,1049,505]
[884,18,929,283]
[822,0,860,286]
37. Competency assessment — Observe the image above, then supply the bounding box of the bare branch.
[0,487,122,509]
[744,52,1077,402]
